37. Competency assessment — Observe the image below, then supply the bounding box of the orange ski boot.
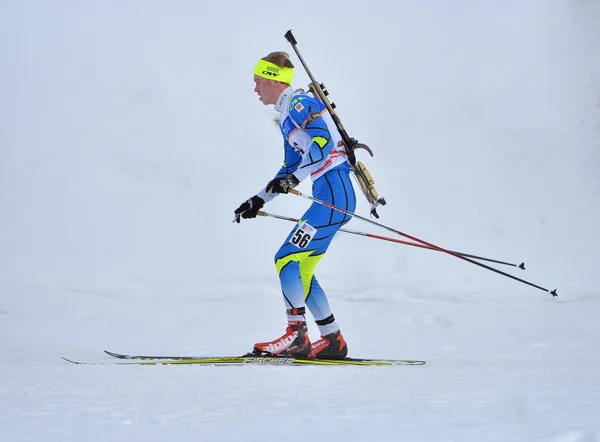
[308,330,348,360]
[253,320,311,357]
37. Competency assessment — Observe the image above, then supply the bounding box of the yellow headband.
[254,59,294,84]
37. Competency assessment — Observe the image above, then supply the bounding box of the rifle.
[284,30,387,218]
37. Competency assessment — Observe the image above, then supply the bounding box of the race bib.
[289,221,317,249]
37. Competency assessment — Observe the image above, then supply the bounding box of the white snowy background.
[1,0,600,441]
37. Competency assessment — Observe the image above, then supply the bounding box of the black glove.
[266,174,300,194]
[234,195,265,223]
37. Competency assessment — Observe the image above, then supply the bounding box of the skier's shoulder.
[288,89,324,121]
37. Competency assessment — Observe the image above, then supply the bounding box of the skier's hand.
[234,195,265,223]
[266,174,300,194]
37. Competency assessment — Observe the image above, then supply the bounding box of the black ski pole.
[257,210,525,269]
[257,210,525,270]
[288,189,557,297]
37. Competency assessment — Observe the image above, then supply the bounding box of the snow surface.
[1,1,600,441]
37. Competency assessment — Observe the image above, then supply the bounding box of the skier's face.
[254,75,280,105]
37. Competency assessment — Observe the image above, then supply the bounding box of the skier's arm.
[288,97,335,182]
[256,148,302,202]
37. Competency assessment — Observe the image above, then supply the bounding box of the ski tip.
[62,357,84,364]
[104,350,121,358]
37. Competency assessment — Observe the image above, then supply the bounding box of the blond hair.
[261,51,294,69]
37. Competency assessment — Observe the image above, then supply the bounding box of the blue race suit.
[256,86,357,324]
